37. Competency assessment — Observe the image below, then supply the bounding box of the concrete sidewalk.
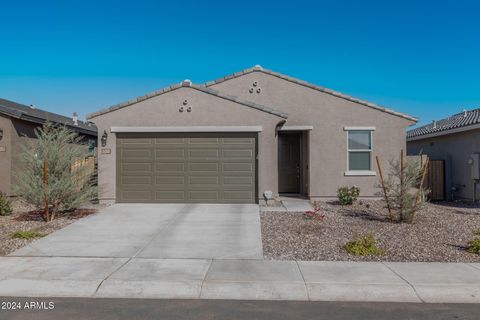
[0,257,479,303]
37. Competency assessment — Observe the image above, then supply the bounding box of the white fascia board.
[277,125,313,131]
[343,126,376,131]
[110,126,263,133]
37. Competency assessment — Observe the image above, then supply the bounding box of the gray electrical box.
[471,153,480,180]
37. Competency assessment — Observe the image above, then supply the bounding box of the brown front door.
[278,132,301,193]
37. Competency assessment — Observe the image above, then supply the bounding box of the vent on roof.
[72,112,78,126]
[432,120,437,129]
[29,104,36,109]
[463,108,467,118]
[182,79,192,87]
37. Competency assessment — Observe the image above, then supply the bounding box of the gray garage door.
[116,132,257,203]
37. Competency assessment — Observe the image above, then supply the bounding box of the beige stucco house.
[87,66,417,204]
[0,98,98,197]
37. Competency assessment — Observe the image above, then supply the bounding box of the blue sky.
[1,0,479,127]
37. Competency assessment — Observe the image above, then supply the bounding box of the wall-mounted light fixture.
[0,128,3,141]
[101,130,108,147]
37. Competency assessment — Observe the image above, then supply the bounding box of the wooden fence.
[71,156,96,189]
[407,155,445,201]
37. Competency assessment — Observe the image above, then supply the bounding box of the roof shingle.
[0,98,97,136]
[407,109,480,140]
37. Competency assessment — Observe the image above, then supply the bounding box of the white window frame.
[344,127,376,176]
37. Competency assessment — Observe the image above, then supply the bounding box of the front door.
[278,132,301,193]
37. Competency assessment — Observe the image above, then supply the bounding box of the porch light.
[101,130,108,147]
[0,128,3,141]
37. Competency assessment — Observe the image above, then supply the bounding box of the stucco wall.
[0,115,13,195]
[89,87,284,203]
[407,129,480,200]
[210,71,415,198]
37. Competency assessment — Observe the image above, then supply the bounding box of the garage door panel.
[119,138,153,145]
[222,163,254,172]
[155,137,186,144]
[117,133,257,203]
[155,149,186,159]
[223,176,253,186]
[121,176,153,186]
[189,137,219,144]
[121,190,152,201]
[223,149,254,159]
[121,149,152,159]
[222,137,254,144]
[224,191,254,201]
[188,176,219,185]
[155,176,185,186]
[189,163,219,172]
[155,163,185,172]
[189,149,219,159]
[122,163,152,172]
[155,191,186,201]
[189,191,219,201]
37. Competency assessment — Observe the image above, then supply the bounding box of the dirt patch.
[0,199,99,256]
[261,200,480,262]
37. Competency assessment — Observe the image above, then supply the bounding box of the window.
[347,130,372,171]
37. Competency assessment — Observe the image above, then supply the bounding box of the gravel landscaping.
[0,199,99,256]
[261,200,480,262]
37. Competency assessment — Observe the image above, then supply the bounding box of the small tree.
[14,123,97,222]
[377,152,429,223]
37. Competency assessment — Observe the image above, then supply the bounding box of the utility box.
[470,153,480,180]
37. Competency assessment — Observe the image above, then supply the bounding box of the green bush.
[11,230,44,239]
[13,123,97,222]
[0,192,13,216]
[467,230,480,254]
[337,186,360,205]
[344,233,384,256]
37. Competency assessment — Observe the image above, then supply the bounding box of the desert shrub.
[11,230,44,239]
[343,233,384,256]
[0,192,13,216]
[13,123,97,222]
[467,230,480,254]
[337,186,360,205]
[377,157,429,223]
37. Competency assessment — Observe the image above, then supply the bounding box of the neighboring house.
[407,109,480,201]
[87,65,417,204]
[0,98,98,196]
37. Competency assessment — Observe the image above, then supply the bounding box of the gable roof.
[87,80,288,120]
[205,65,418,122]
[407,108,480,141]
[0,98,97,136]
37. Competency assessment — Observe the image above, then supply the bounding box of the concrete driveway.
[11,204,263,259]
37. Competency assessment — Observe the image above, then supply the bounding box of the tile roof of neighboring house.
[407,108,480,140]
[205,65,418,122]
[86,80,289,120]
[0,98,97,136]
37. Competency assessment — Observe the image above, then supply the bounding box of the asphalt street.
[0,298,478,320]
